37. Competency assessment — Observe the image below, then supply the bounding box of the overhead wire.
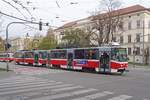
[11,0,33,18]
[0,11,50,27]
[1,0,27,19]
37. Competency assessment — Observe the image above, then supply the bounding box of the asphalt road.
[0,62,150,100]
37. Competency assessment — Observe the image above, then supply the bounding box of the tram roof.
[50,46,122,51]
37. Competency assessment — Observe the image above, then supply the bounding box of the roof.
[56,5,150,30]
[93,5,148,20]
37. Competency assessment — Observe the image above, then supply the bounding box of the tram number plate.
[77,60,87,65]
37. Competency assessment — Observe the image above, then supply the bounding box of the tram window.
[25,52,33,58]
[75,49,85,59]
[14,52,23,58]
[85,49,98,59]
[111,48,127,62]
[39,52,47,59]
[51,50,67,59]
[59,51,66,59]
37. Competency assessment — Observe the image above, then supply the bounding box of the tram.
[14,50,48,66]
[47,47,128,74]
[14,46,128,74]
[13,50,34,65]
[0,52,14,62]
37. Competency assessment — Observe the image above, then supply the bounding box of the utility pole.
[5,21,48,71]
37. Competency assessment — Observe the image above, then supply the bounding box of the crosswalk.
[0,76,148,100]
[13,67,69,75]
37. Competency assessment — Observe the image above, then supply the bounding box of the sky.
[0,0,150,38]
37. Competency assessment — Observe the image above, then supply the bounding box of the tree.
[91,0,123,46]
[0,37,4,51]
[61,28,91,48]
[38,28,57,50]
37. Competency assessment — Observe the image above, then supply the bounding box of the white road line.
[30,88,97,100]
[51,86,84,92]
[108,95,132,100]
[0,82,71,96]
[0,82,63,92]
[0,76,36,83]
[0,78,51,86]
[0,80,56,89]
[72,91,113,100]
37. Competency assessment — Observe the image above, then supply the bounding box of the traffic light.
[5,43,11,50]
[39,21,42,31]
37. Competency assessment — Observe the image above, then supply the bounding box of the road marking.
[0,82,59,92]
[0,80,56,89]
[51,86,84,92]
[107,95,132,100]
[30,88,97,100]
[0,82,72,96]
[0,76,36,82]
[72,91,113,100]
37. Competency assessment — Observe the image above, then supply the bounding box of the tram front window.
[112,48,127,62]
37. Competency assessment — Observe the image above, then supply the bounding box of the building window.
[118,22,123,30]
[148,34,150,42]
[148,21,150,28]
[112,37,116,42]
[136,47,140,55]
[136,34,140,42]
[128,35,131,43]
[128,48,131,55]
[112,25,116,32]
[136,20,141,28]
[120,36,123,43]
[128,21,132,30]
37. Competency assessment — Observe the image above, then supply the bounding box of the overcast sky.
[0,0,150,38]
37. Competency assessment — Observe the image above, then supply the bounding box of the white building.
[54,5,150,64]
[9,33,33,52]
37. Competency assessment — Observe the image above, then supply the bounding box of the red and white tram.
[0,52,14,62]
[47,46,128,74]
[14,50,48,66]
[14,46,128,74]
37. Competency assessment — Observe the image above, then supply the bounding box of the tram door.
[47,51,51,67]
[99,50,111,73]
[34,52,39,65]
[67,50,74,69]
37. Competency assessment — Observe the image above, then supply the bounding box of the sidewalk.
[0,62,16,78]
[128,63,150,68]
[128,63,150,71]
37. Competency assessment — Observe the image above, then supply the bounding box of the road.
[0,62,150,100]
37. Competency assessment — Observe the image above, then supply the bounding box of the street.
[0,62,150,100]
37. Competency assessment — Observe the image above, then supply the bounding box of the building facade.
[54,5,150,64]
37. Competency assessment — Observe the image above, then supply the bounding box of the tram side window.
[25,52,33,58]
[85,49,98,59]
[51,52,58,58]
[39,52,47,59]
[75,49,85,59]
[14,52,24,58]
[59,51,67,59]
[51,50,67,59]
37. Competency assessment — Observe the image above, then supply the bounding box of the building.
[9,33,33,52]
[54,5,150,64]
[9,37,24,52]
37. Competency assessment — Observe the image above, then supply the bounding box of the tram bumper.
[117,68,129,73]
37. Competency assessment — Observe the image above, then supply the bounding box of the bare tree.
[90,0,123,46]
